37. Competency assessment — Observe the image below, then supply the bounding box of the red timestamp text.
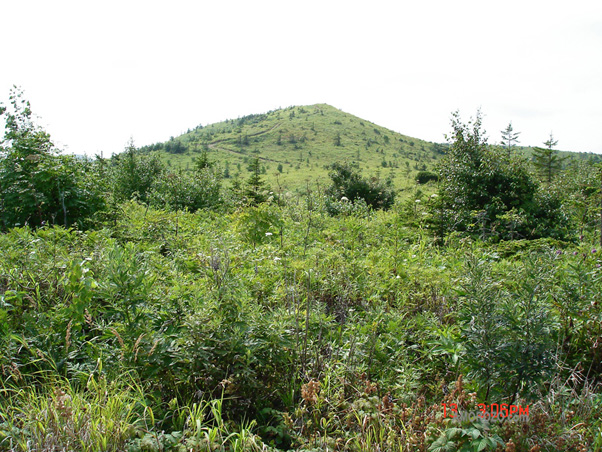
[442,403,529,419]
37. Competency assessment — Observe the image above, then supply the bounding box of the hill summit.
[140,104,446,191]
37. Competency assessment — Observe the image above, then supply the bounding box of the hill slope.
[139,104,602,193]
[140,104,446,192]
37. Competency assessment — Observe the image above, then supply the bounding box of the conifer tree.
[244,157,267,205]
[501,122,520,149]
[532,133,564,183]
[194,150,211,171]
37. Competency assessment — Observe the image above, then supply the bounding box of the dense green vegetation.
[1,90,602,451]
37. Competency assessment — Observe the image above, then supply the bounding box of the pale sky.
[2,0,601,155]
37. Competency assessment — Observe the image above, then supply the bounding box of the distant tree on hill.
[164,139,186,154]
[334,133,341,147]
[532,133,565,183]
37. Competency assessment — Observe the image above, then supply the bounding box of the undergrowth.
[1,198,601,451]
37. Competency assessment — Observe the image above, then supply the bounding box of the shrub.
[109,142,164,204]
[149,167,223,212]
[325,162,395,212]
[457,252,558,402]
[416,170,439,184]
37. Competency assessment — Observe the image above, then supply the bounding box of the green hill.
[139,103,602,193]
[140,104,447,192]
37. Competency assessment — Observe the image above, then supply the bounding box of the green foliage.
[457,253,558,402]
[184,292,297,418]
[110,142,165,204]
[325,162,395,212]
[0,373,147,451]
[1,201,601,449]
[324,196,371,218]
[244,157,269,205]
[149,167,223,212]
[416,170,439,184]
[0,87,105,229]
[2,95,602,451]
[532,133,565,183]
[433,111,571,241]
[428,422,503,452]
[235,202,282,249]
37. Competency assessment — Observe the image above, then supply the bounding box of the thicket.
[325,162,396,214]
[430,111,574,242]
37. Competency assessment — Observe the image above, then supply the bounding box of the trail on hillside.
[208,122,286,163]
[208,122,282,146]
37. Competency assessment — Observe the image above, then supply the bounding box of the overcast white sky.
[2,0,601,155]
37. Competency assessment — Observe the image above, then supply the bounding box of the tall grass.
[0,371,146,451]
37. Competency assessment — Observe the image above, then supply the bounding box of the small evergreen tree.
[532,133,564,183]
[500,121,520,149]
[244,157,267,205]
[194,150,211,170]
[334,132,341,147]
[110,141,164,204]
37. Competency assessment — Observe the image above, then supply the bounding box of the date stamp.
[442,403,530,423]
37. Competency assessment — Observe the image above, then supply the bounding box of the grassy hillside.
[139,104,602,195]
[140,104,447,193]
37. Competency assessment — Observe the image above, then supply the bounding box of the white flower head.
[415,199,421,203]
[341,196,349,202]
[265,232,273,236]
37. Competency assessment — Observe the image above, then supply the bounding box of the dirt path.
[208,122,282,147]
[207,122,286,163]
